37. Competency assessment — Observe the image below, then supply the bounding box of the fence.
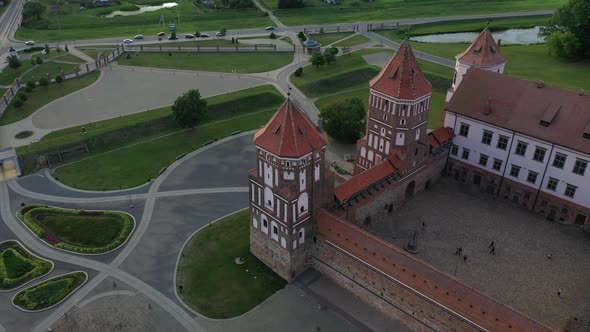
[303,25,356,35]
[0,79,21,118]
[367,22,401,31]
[122,44,295,54]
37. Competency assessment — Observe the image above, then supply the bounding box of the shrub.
[294,67,303,77]
[17,93,28,101]
[168,51,172,56]
[7,55,21,69]
[269,32,276,39]
[297,31,306,41]
[546,31,582,59]
[0,241,52,291]
[26,80,36,89]
[35,57,43,65]
[15,131,34,139]
[55,75,64,83]
[24,86,33,92]
[22,46,44,53]
[38,77,49,86]
[126,53,131,59]
[64,44,69,52]
[12,272,87,311]
[13,99,24,108]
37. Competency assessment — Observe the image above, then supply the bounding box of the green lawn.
[0,61,35,85]
[78,47,116,60]
[53,53,86,63]
[311,32,353,46]
[0,241,53,291]
[259,0,564,26]
[42,215,125,247]
[0,72,100,126]
[13,272,87,311]
[177,209,286,318]
[334,34,372,47]
[15,0,272,41]
[45,85,284,190]
[117,52,293,73]
[142,39,237,47]
[21,61,80,82]
[20,206,134,253]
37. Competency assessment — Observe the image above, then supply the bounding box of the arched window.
[297,192,309,215]
[360,146,366,158]
[264,187,273,210]
[400,119,406,126]
[415,128,421,140]
[368,150,374,161]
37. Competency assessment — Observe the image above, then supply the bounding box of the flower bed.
[0,240,53,291]
[17,205,135,255]
[12,271,87,311]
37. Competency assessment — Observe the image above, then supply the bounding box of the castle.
[248,30,588,331]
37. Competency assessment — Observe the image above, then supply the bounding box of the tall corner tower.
[354,40,432,175]
[446,28,508,102]
[249,98,333,282]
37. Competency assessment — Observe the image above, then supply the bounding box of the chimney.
[579,89,585,96]
[483,98,492,115]
[317,119,324,132]
[497,39,502,49]
[537,80,545,88]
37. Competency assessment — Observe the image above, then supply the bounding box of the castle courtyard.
[366,176,590,330]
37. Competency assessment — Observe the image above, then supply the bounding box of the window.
[553,153,567,168]
[546,177,558,191]
[533,147,546,162]
[510,165,521,177]
[461,148,470,160]
[564,184,577,198]
[481,130,493,145]
[492,159,502,171]
[573,158,588,175]
[497,136,509,150]
[451,144,458,156]
[459,123,470,137]
[479,154,489,166]
[527,171,538,184]
[272,226,278,235]
[515,141,528,156]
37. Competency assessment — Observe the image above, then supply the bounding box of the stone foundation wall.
[312,241,478,332]
[348,156,447,227]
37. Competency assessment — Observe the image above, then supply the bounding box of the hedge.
[0,241,53,291]
[13,271,87,311]
[16,206,134,254]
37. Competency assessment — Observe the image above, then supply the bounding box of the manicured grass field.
[334,34,372,47]
[46,85,284,190]
[0,241,52,291]
[15,0,272,41]
[0,61,35,85]
[117,52,293,73]
[311,32,353,46]
[259,0,564,26]
[13,271,87,311]
[18,205,134,254]
[53,53,85,63]
[78,47,117,60]
[176,210,286,318]
[21,61,80,82]
[0,72,100,126]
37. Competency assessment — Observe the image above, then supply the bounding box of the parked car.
[25,41,35,46]
[200,33,210,38]
[215,32,224,37]
[157,32,166,36]
[134,34,144,40]
[123,39,134,43]
[184,34,195,39]
[265,26,275,31]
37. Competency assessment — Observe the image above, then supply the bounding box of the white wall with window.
[542,146,590,208]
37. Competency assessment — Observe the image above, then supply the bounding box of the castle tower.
[354,40,432,175]
[446,28,507,102]
[249,98,334,282]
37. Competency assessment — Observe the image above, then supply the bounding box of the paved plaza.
[367,177,590,330]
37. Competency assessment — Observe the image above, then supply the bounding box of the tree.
[342,46,351,56]
[327,46,338,55]
[546,31,582,59]
[219,27,227,36]
[65,44,69,52]
[319,98,366,143]
[39,77,49,86]
[294,67,303,77]
[26,80,36,89]
[323,49,336,64]
[22,1,45,21]
[269,32,276,39]
[310,52,325,68]
[13,99,24,108]
[172,89,208,128]
[7,55,21,69]
[297,31,306,42]
[44,44,50,54]
[55,75,64,83]
[541,0,590,57]
[36,56,43,64]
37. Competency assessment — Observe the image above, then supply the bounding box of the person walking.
[463,255,467,263]
[488,241,495,249]
[489,246,496,255]
[558,288,562,297]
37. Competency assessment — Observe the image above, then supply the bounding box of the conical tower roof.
[369,40,432,100]
[456,28,507,67]
[253,98,328,158]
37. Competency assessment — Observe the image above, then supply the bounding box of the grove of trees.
[319,98,366,143]
[541,0,590,59]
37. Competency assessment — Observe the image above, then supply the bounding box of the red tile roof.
[456,28,507,67]
[430,126,455,146]
[315,211,554,332]
[369,40,432,100]
[253,99,328,158]
[446,68,590,154]
[334,158,398,202]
